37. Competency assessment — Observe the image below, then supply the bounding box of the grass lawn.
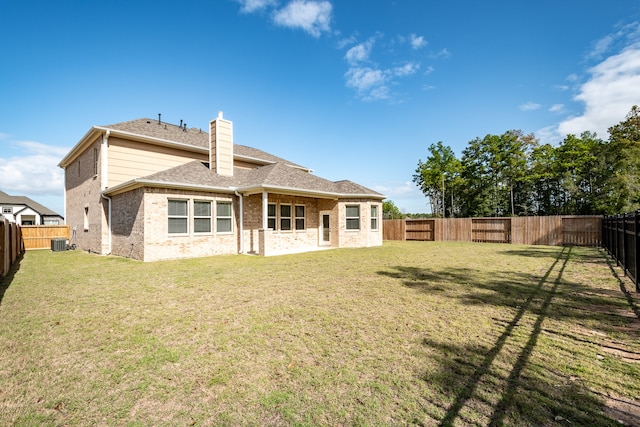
[0,241,639,426]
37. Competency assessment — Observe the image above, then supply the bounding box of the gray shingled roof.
[101,118,308,170]
[113,161,384,198]
[0,191,62,216]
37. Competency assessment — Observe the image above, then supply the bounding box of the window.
[267,203,276,229]
[168,200,188,234]
[280,204,292,231]
[216,201,232,233]
[295,205,306,230]
[193,201,212,233]
[93,148,99,176]
[2,207,11,214]
[371,205,378,230]
[346,205,360,230]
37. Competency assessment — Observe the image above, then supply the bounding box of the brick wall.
[336,199,383,248]
[64,136,106,253]
[111,188,145,260]
[141,188,239,262]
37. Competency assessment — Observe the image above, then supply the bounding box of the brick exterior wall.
[336,199,383,248]
[64,136,107,254]
[141,188,239,262]
[110,188,145,260]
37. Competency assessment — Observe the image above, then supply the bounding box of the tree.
[607,105,640,212]
[383,200,405,219]
[413,142,461,217]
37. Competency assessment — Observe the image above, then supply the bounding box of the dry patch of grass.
[0,241,639,426]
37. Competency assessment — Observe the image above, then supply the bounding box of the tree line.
[410,105,640,217]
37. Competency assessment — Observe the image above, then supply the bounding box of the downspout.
[100,130,112,254]
[234,190,244,254]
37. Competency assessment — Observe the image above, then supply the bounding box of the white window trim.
[295,204,306,231]
[168,199,189,235]
[371,205,379,231]
[267,203,277,230]
[280,204,292,232]
[193,200,213,234]
[215,200,234,234]
[345,204,360,231]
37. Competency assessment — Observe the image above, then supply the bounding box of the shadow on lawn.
[379,246,637,426]
[0,253,22,306]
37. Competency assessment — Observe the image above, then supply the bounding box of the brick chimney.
[209,111,234,176]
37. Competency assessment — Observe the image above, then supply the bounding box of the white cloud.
[272,0,332,38]
[236,0,277,13]
[373,181,429,213]
[519,102,542,111]
[549,104,565,113]
[535,125,563,146]
[0,140,68,196]
[345,67,387,93]
[393,62,419,77]
[558,43,640,138]
[345,39,374,65]
[430,48,451,59]
[409,33,426,49]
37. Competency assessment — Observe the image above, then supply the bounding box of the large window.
[280,204,292,231]
[194,201,212,233]
[267,203,276,229]
[216,201,233,233]
[168,200,188,234]
[371,205,378,230]
[295,205,306,230]
[346,205,360,230]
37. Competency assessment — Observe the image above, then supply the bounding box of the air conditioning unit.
[51,238,67,252]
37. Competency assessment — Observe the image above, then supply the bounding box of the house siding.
[64,136,106,254]
[107,137,206,188]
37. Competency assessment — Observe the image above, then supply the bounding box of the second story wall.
[107,137,207,188]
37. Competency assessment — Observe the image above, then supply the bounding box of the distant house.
[0,191,64,225]
[58,113,384,261]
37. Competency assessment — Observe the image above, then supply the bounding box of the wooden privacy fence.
[383,215,602,247]
[602,212,640,292]
[0,218,24,279]
[21,225,70,250]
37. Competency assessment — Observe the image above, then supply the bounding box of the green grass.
[0,241,639,426]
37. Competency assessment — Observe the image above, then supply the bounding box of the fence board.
[603,213,640,292]
[1,219,24,279]
[21,225,70,250]
[405,219,435,241]
[383,215,602,247]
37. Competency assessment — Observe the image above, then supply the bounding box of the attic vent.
[183,123,187,131]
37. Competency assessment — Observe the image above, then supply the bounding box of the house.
[58,113,384,261]
[0,191,64,225]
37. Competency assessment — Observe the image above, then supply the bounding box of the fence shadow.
[378,245,640,425]
[0,253,22,306]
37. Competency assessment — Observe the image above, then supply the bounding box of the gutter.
[100,130,112,255]
[234,190,244,254]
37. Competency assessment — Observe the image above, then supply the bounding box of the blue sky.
[2,0,640,216]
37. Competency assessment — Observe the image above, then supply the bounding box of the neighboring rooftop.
[0,191,62,217]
